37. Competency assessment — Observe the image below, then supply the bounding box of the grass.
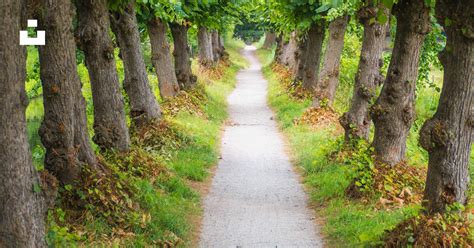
[27,38,247,247]
[255,35,473,246]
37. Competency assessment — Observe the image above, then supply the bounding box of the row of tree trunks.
[302,22,326,91]
[198,26,214,67]
[0,1,47,246]
[313,15,349,107]
[420,0,473,213]
[340,3,389,141]
[76,0,130,152]
[147,18,180,99]
[110,2,161,126]
[371,0,430,165]
[170,23,197,90]
[262,31,276,49]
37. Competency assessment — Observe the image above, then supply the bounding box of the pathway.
[199,46,323,248]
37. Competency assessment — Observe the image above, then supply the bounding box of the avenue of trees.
[0,0,472,246]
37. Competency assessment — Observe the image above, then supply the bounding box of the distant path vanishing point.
[199,46,323,248]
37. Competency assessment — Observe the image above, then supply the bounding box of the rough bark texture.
[211,31,225,62]
[198,26,214,67]
[274,34,285,63]
[262,31,276,49]
[419,0,473,213]
[313,15,349,107]
[294,34,308,82]
[170,23,197,90]
[340,4,388,141]
[110,2,161,126]
[147,18,179,99]
[76,0,130,151]
[39,0,99,184]
[0,1,47,246]
[371,0,430,165]
[302,22,326,91]
[280,32,298,71]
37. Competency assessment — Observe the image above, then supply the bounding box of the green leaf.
[377,11,388,24]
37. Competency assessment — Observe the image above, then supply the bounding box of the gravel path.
[199,46,323,248]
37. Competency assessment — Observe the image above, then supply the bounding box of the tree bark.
[294,34,308,82]
[0,1,47,246]
[198,26,214,67]
[313,15,349,107]
[340,4,389,142]
[170,23,197,90]
[262,31,276,49]
[110,2,161,126]
[76,0,130,151]
[281,31,298,71]
[371,0,430,165]
[146,18,180,99]
[274,34,285,64]
[39,0,99,184]
[419,0,473,213]
[211,30,222,62]
[302,22,326,91]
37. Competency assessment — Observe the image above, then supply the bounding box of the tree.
[136,0,182,98]
[419,0,473,213]
[313,15,349,107]
[340,1,389,142]
[198,26,215,66]
[280,32,299,72]
[76,0,130,151]
[370,0,431,165]
[262,31,276,49]
[146,18,180,98]
[110,1,162,126]
[38,0,100,184]
[302,22,326,91]
[0,1,46,246]
[170,22,197,89]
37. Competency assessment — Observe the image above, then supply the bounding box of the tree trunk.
[281,31,298,71]
[170,23,197,90]
[262,31,276,49]
[198,26,214,67]
[211,30,221,62]
[76,0,130,151]
[294,34,308,82]
[110,2,161,126]
[340,4,389,142]
[371,0,430,165]
[0,1,47,246]
[147,18,180,99]
[419,0,473,213]
[274,34,285,64]
[313,15,349,107]
[302,22,326,91]
[39,0,100,184]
